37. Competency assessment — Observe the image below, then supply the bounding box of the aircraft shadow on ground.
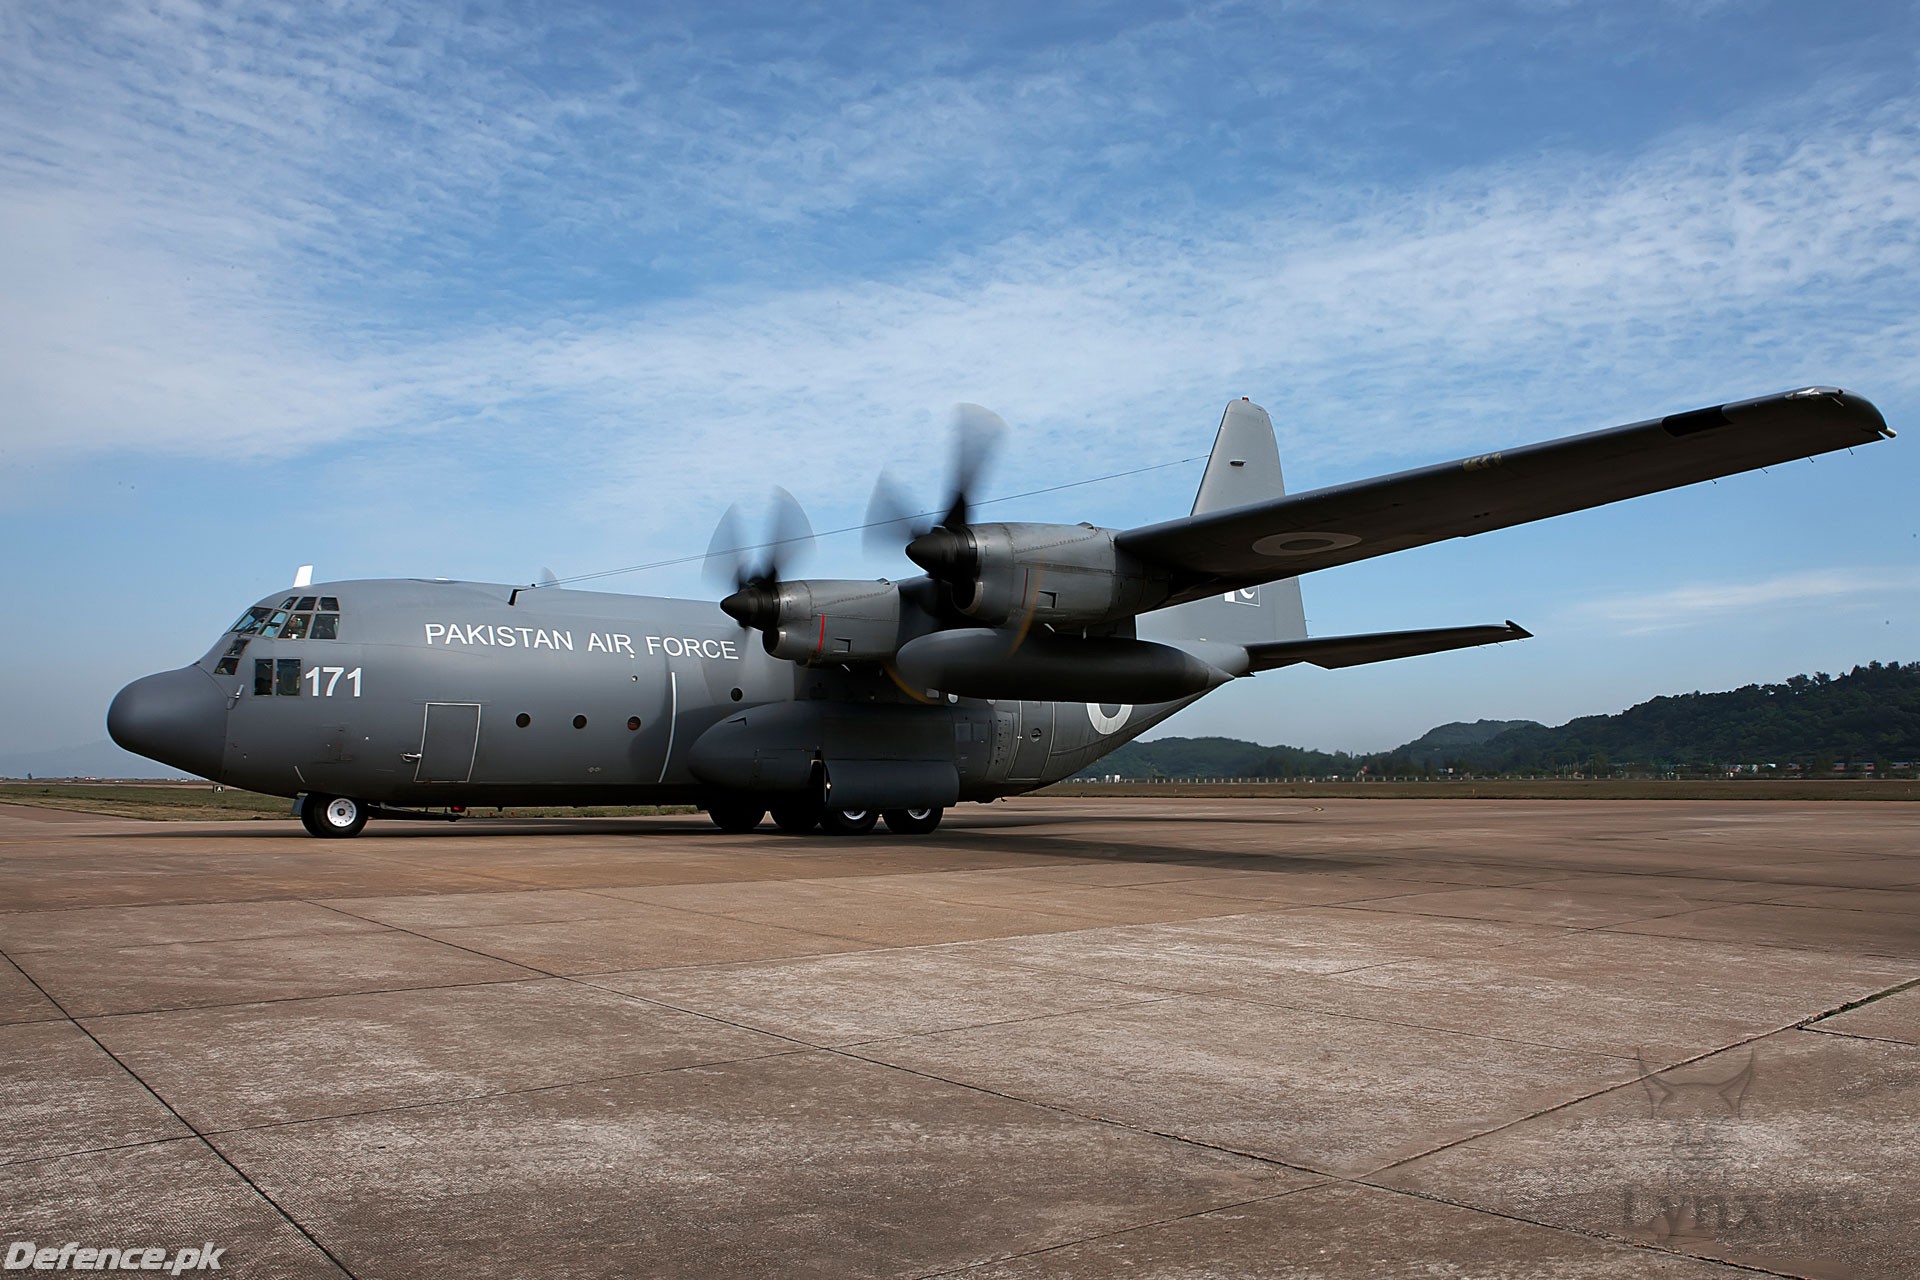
[68,816,1390,874]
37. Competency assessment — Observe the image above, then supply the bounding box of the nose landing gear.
[299,793,368,839]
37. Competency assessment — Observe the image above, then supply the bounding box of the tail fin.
[1137,400,1308,647]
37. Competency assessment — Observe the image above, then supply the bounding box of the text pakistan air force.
[421,623,741,661]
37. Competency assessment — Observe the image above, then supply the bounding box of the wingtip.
[1505,620,1533,639]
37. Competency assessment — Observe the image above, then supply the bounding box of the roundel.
[1251,531,1362,557]
[1086,703,1132,734]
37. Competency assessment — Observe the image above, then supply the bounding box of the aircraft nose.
[107,666,229,778]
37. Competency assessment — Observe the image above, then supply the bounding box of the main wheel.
[300,793,368,839]
[820,808,879,835]
[881,806,943,835]
[706,800,766,833]
[768,798,823,834]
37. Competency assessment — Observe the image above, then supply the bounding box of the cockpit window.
[230,607,271,635]
[230,596,344,639]
[214,637,249,676]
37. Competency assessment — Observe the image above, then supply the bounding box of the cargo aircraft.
[108,389,1892,837]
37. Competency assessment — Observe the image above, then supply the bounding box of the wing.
[1245,621,1531,672]
[1119,388,1892,604]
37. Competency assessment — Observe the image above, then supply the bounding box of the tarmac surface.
[0,796,1915,1279]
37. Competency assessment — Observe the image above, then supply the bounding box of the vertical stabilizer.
[1138,399,1308,647]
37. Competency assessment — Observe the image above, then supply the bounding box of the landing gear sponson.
[288,792,942,838]
[704,796,943,836]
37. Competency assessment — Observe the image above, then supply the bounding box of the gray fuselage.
[115,577,1191,809]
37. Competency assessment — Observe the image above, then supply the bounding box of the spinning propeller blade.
[864,403,1008,575]
[707,488,816,628]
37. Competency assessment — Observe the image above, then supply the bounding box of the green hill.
[1083,736,1362,780]
[1390,719,1543,766]
[1078,661,1920,779]
[1457,662,1920,773]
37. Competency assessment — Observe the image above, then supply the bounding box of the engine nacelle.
[908,522,1174,627]
[723,578,905,665]
[895,629,1234,703]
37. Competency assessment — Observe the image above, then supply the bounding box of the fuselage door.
[416,702,482,783]
[1009,700,1055,781]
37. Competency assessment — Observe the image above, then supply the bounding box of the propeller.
[863,403,1007,577]
[706,487,815,629]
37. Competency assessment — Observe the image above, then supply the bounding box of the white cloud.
[2,2,1917,568]
[1567,567,1920,635]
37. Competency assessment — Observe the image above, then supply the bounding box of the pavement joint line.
[1325,894,1727,932]
[44,973,550,1021]
[904,1181,1336,1279]
[1194,987,1659,1062]
[184,1045,816,1138]
[69,974,551,1024]
[1797,1025,1918,1047]
[819,992,1193,1050]
[1594,920,1920,962]
[1359,1023,1816,1183]
[568,958,1358,1192]
[0,949,361,1279]
[307,896,959,1064]
[1346,1179,1817,1279]
[830,1036,1339,1177]
[0,1132,221,1172]
[442,888,1117,951]
[861,942,1675,1063]
[1797,974,1920,1026]
[312,891,985,969]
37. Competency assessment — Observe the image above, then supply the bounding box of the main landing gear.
[299,793,368,839]
[703,798,944,836]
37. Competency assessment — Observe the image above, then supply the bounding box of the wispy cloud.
[2,2,1916,559]
[1568,568,1920,636]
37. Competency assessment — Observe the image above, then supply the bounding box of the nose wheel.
[299,793,368,839]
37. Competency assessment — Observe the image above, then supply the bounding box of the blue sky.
[3,0,1917,767]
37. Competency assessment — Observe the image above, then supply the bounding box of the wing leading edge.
[1120,388,1892,605]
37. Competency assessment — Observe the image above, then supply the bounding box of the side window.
[295,596,318,611]
[275,658,301,696]
[254,659,274,696]
[214,638,249,676]
[318,596,340,612]
[310,613,339,640]
[281,613,310,640]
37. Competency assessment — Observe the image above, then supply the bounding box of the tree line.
[1080,661,1920,780]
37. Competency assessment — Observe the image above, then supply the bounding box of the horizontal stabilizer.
[1245,621,1531,672]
